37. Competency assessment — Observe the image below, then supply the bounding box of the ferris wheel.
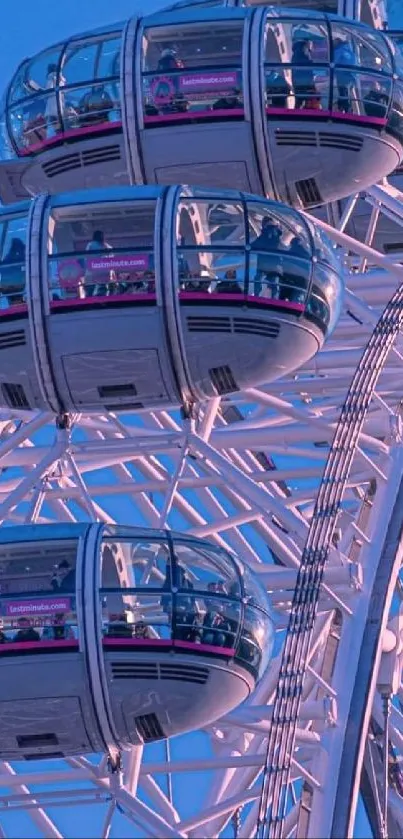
[0,1,402,838]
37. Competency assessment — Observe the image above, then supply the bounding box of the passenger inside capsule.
[79,85,115,126]
[291,40,321,110]
[13,617,41,643]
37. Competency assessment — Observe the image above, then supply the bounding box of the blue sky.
[0,0,400,835]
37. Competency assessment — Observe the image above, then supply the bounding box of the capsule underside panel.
[0,657,102,757]
[48,309,178,412]
[181,304,322,396]
[141,123,263,193]
[0,651,252,757]
[267,122,401,206]
[0,304,322,412]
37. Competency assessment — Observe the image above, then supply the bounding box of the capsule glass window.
[0,215,28,310]
[9,61,33,105]
[388,34,403,78]
[0,539,79,646]
[235,604,274,678]
[177,250,246,295]
[102,593,173,642]
[177,197,246,248]
[142,21,244,122]
[60,81,122,134]
[311,261,343,335]
[389,79,403,141]
[264,19,329,65]
[101,538,171,590]
[331,70,391,119]
[169,539,241,596]
[330,23,392,74]
[62,34,122,86]
[0,115,14,160]
[19,48,62,97]
[47,201,156,302]
[174,594,241,650]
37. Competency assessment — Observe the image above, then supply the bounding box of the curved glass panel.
[310,262,343,335]
[311,227,340,271]
[99,534,273,680]
[241,563,273,614]
[175,196,316,308]
[102,591,172,641]
[247,201,311,248]
[388,33,403,78]
[172,539,241,595]
[9,62,31,105]
[0,117,14,160]
[331,70,391,118]
[0,214,28,311]
[63,42,98,86]
[330,22,392,74]
[389,80,403,143]
[142,21,244,126]
[6,33,122,156]
[235,604,274,678]
[265,20,330,64]
[23,48,62,95]
[47,200,156,305]
[262,14,394,123]
[0,538,79,649]
[177,197,246,247]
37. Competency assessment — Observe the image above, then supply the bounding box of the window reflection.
[102,593,171,641]
[63,82,121,130]
[63,42,99,86]
[262,15,396,122]
[173,540,241,595]
[177,198,245,247]
[177,250,245,295]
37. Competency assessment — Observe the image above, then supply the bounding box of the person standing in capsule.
[45,63,66,139]
[333,37,357,114]
[85,229,115,297]
[291,40,319,110]
[157,48,184,72]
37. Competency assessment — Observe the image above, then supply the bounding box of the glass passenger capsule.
[0,523,274,758]
[0,185,343,414]
[0,8,400,207]
[162,0,386,30]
